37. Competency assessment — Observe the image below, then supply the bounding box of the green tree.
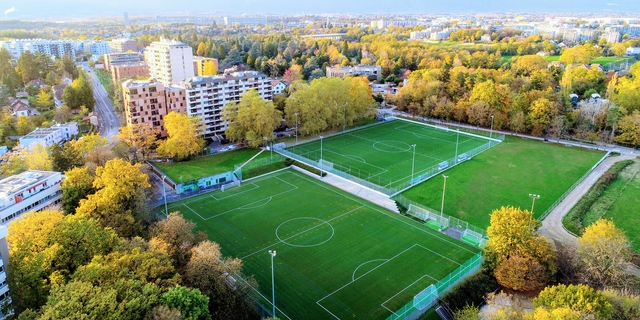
[60,166,95,215]
[16,115,33,135]
[62,71,95,110]
[223,89,282,148]
[150,212,205,273]
[49,142,84,173]
[16,51,39,83]
[160,286,211,320]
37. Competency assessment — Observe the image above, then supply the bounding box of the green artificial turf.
[401,137,605,229]
[286,119,492,190]
[154,148,261,182]
[161,169,479,319]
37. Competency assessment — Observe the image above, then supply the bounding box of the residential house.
[26,79,46,88]
[52,84,66,107]
[272,80,287,95]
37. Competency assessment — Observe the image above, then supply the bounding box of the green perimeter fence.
[386,252,483,320]
[234,153,287,180]
[277,120,504,197]
[394,195,488,247]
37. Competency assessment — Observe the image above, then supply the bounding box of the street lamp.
[529,194,540,214]
[440,175,449,231]
[268,250,277,317]
[263,136,272,159]
[162,175,168,216]
[411,144,417,184]
[319,136,324,177]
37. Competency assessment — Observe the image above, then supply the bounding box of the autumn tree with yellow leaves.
[484,206,557,291]
[157,112,206,161]
[223,89,282,148]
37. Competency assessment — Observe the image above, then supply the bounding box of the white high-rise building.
[0,170,63,225]
[181,72,273,140]
[144,39,195,85]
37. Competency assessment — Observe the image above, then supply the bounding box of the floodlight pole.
[489,114,494,140]
[440,175,449,231]
[268,250,277,317]
[162,175,168,216]
[411,144,417,184]
[529,194,540,214]
[455,126,460,163]
[343,103,347,132]
[320,136,324,177]
[295,112,298,145]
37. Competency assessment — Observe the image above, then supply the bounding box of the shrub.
[440,271,498,312]
[284,158,327,177]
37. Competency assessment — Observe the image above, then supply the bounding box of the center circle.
[276,217,335,247]
[372,140,412,153]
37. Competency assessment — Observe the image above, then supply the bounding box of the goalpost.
[461,229,485,246]
[408,204,449,230]
[318,159,334,171]
[407,204,429,221]
[413,284,438,311]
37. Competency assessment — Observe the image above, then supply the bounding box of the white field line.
[380,273,438,313]
[205,184,299,220]
[240,205,365,260]
[211,182,260,200]
[292,172,477,254]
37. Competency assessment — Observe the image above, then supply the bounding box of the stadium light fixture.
[162,175,168,216]
[440,175,449,231]
[268,250,277,317]
[411,144,417,184]
[529,194,540,214]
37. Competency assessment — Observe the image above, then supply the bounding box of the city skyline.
[3,0,640,19]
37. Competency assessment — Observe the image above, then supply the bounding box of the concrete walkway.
[538,155,636,246]
[290,165,399,213]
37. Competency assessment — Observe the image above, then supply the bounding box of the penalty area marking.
[352,259,389,281]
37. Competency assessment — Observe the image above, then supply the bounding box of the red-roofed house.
[26,79,46,88]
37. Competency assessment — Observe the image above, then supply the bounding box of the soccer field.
[163,169,480,319]
[401,137,605,229]
[284,119,493,191]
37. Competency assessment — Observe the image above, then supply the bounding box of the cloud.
[4,7,15,15]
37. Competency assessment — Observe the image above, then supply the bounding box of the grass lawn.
[542,56,561,62]
[401,137,605,229]
[285,119,492,190]
[590,57,632,65]
[564,159,640,252]
[154,148,262,182]
[160,169,479,319]
[95,69,113,90]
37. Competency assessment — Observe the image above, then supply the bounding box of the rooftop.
[182,71,268,86]
[124,79,162,88]
[21,127,60,139]
[112,61,148,68]
[0,170,60,199]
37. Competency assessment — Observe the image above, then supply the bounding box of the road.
[81,62,120,141]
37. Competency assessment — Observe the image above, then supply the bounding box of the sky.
[3,0,640,19]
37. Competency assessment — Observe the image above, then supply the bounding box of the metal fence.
[234,153,286,180]
[394,195,488,244]
[386,252,483,320]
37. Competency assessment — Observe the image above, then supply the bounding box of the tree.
[532,284,613,319]
[548,116,565,142]
[157,112,206,161]
[62,71,95,110]
[528,98,556,136]
[37,88,53,107]
[49,142,84,173]
[511,55,549,77]
[23,143,52,171]
[509,110,527,135]
[196,42,206,57]
[222,89,282,148]
[160,286,211,320]
[70,132,111,166]
[75,158,150,237]
[614,110,640,147]
[16,115,33,135]
[202,60,217,75]
[60,166,95,215]
[283,64,304,84]
[185,241,257,319]
[577,219,633,289]
[483,206,557,291]
[116,124,158,162]
[560,45,596,65]
[494,251,549,291]
[150,212,205,272]
[16,51,39,83]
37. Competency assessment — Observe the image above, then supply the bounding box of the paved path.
[290,165,399,213]
[81,62,120,142]
[538,155,636,246]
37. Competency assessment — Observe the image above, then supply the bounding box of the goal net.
[461,229,484,246]
[318,159,334,171]
[407,204,429,221]
[435,125,449,132]
[414,284,438,311]
[272,142,287,150]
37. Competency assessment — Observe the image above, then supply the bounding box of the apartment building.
[80,41,111,55]
[144,39,194,85]
[111,62,149,84]
[104,52,142,70]
[602,31,621,43]
[165,85,187,115]
[0,225,9,318]
[370,20,420,29]
[19,122,78,149]
[122,79,172,136]
[109,38,137,53]
[2,39,77,58]
[0,170,63,225]
[326,65,382,78]
[193,56,219,76]
[180,72,273,139]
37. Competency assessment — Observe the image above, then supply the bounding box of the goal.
[461,229,485,246]
[272,142,287,150]
[318,159,334,171]
[413,284,438,311]
[407,204,429,221]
